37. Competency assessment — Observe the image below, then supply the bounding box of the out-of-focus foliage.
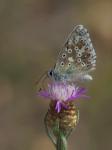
[0,0,112,150]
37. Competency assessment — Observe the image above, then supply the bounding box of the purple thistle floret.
[38,82,88,113]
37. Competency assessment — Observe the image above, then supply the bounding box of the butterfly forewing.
[54,25,96,81]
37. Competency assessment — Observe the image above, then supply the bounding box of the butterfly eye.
[62,53,66,58]
[50,71,52,76]
[48,70,53,77]
[60,62,64,67]
[77,58,81,63]
[67,49,72,53]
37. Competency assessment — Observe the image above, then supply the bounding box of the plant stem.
[56,130,67,150]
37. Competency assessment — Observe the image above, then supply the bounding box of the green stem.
[56,130,67,150]
[44,112,56,146]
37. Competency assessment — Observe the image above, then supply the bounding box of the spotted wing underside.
[54,25,96,81]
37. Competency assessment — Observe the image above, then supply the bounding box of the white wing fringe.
[81,74,93,81]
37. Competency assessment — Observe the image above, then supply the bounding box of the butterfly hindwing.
[54,25,96,81]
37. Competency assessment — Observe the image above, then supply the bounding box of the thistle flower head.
[38,82,87,113]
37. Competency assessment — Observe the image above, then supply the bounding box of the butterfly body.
[48,68,92,83]
[47,25,96,83]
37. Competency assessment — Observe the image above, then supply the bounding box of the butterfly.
[37,25,96,89]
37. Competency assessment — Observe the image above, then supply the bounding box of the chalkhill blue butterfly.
[37,25,96,89]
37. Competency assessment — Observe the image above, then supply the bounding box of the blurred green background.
[0,0,112,150]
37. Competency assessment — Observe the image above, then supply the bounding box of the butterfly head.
[48,69,54,79]
[48,69,63,81]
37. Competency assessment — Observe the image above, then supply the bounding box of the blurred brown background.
[0,0,112,150]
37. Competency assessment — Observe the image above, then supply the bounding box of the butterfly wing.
[54,25,96,81]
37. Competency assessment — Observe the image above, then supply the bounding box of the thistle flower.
[38,82,88,150]
[38,82,87,113]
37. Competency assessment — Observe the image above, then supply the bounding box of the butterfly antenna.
[42,73,48,90]
[35,71,48,90]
